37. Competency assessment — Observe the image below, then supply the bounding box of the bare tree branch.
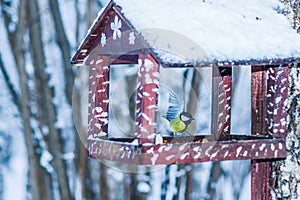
[75,0,80,44]
[26,0,73,199]
[0,54,21,110]
[48,0,75,105]
[1,1,52,199]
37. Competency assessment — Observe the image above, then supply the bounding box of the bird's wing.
[165,87,185,122]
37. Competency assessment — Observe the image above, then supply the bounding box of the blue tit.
[163,87,195,134]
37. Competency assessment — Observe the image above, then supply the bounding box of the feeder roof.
[71,0,300,67]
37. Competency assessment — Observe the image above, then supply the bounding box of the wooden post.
[251,66,270,200]
[251,65,288,200]
[135,54,159,144]
[266,65,289,138]
[87,55,110,139]
[211,66,232,140]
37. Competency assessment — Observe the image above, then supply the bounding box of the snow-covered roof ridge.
[71,0,300,66]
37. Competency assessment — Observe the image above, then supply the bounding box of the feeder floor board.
[87,135,286,165]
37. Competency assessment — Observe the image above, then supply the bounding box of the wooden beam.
[87,55,110,140]
[111,55,139,65]
[251,66,268,136]
[251,65,288,200]
[266,65,289,138]
[211,66,232,140]
[88,138,285,165]
[135,54,159,144]
[251,159,271,200]
[251,65,270,200]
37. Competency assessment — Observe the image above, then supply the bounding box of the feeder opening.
[156,67,212,137]
[230,66,251,135]
[108,64,139,138]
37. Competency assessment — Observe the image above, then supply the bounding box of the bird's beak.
[192,117,195,120]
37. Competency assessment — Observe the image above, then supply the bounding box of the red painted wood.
[251,65,270,200]
[111,55,139,65]
[88,137,285,165]
[222,68,232,135]
[87,55,110,139]
[72,4,149,66]
[71,2,114,65]
[251,66,268,136]
[266,65,289,138]
[250,65,288,200]
[211,66,232,140]
[135,54,159,144]
[251,160,271,200]
[87,58,97,138]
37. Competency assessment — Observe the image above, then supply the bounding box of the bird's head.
[180,112,195,122]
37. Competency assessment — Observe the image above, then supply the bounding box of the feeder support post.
[211,66,232,140]
[135,54,159,145]
[86,55,110,139]
[251,65,288,200]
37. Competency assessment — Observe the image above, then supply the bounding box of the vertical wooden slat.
[251,159,271,200]
[211,66,232,140]
[250,65,289,200]
[251,65,270,200]
[266,65,289,138]
[135,54,159,144]
[251,66,268,136]
[251,65,288,136]
[87,55,110,139]
[87,59,96,138]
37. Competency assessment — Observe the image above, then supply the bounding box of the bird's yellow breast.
[170,117,186,133]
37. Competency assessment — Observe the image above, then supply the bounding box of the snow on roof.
[114,0,300,65]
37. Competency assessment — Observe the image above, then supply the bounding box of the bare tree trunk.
[124,171,136,200]
[185,165,193,200]
[84,159,99,200]
[87,0,94,28]
[207,162,223,200]
[48,0,74,105]
[1,1,52,199]
[73,87,88,199]
[75,0,80,45]
[100,162,109,200]
[26,0,72,199]
[0,169,2,200]
[161,165,172,200]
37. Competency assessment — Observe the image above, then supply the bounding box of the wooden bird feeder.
[71,0,300,167]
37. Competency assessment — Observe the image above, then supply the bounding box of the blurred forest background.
[0,0,300,200]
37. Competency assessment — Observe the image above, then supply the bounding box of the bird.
[169,111,195,133]
[163,87,195,135]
